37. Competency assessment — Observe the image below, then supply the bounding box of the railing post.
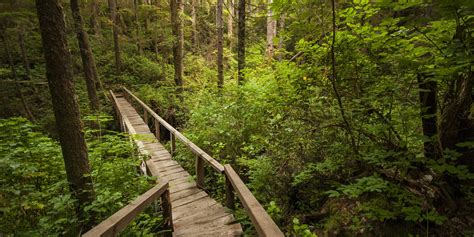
[225,175,235,210]
[196,156,205,189]
[170,133,176,156]
[144,109,148,126]
[154,119,161,142]
[161,189,173,237]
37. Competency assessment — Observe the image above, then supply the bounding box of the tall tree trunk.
[18,29,31,80]
[71,0,100,112]
[170,0,183,92]
[90,0,101,35]
[133,0,143,55]
[2,34,35,122]
[237,0,245,84]
[227,0,233,50]
[191,0,198,49]
[417,73,442,160]
[265,0,276,58]
[217,0,224,89]
[108,0,121,74]
[277,13,285,61]
[35,0,96,231]
[439,23,474,169]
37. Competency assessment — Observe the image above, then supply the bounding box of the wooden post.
[144,109,148,126]
[161,189,173,237]
[154,119,161,141]
[124,91,129,102]
[196,156,205,189]
[225,175,235,210]
[170,133,176,156]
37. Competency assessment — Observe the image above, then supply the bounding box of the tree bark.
[191,0,198,49]
[170,0,183,92]
[18,29,31,80]
[89,0,101,35]
[417,73,442,160]
[35,0,96,231]
[71,0,100,112]
[265,0,276,58]
[217,0,224,89]
[108,0,121,74]
[227,0,233,50]
[133,0,144,55]
[277,13,285,61]
[237,0,245,84]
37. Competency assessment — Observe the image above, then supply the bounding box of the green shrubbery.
[0,117,161,235]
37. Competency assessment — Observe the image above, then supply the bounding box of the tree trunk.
[227,0,233,50]
[191,0,198,49]
[277,13,285,61]
[108,0,121,74]
[2,33,35,122]
[71,0,100,112]
[170,0,183,92]
[265,0,276,58]
[35,0,96,231]
[18,29,31,80]
[133,0,144,55]
[237,0,245,84]
[417,73,442,160]
[90,0,101,35]
[439,23,474,170]
[217,0,224,89]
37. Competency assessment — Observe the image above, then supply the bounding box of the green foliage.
[291,218,317,237]
[0,117,156,235]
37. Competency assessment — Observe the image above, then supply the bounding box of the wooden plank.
[83,182,169,237]
[170,187,201,202]
[174,212,233,230]
[172,198,219,220]
[224,164,283,237]
[122,87,224,173]
[156,164,182,173]
[173,191,208,208]
[158,166,185,176]
[169,182,196,194]
[174,205,230,224]
[160,170,189,181]
[174,222,241,237]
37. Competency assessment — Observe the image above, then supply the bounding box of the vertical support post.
[196,156,205,189]
[225,175,235,210]
[124,91,129,102]
[144,109,148,126]
[170,133,176,156]
[154,119,161,142]
[161,189,173,237]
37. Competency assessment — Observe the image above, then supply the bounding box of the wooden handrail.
[116,88,283,236]
[122,87,224,173]
[224,165,284,237]
[82,182,172,237]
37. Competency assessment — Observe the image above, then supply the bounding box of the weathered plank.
[83,182,170,237]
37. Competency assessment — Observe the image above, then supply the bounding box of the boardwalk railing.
[119,87,284,237]
[82,182,173,237]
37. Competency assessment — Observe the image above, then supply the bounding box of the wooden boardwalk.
[114,94,243,236]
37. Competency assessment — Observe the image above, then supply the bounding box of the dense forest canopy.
[0,0,473,236]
